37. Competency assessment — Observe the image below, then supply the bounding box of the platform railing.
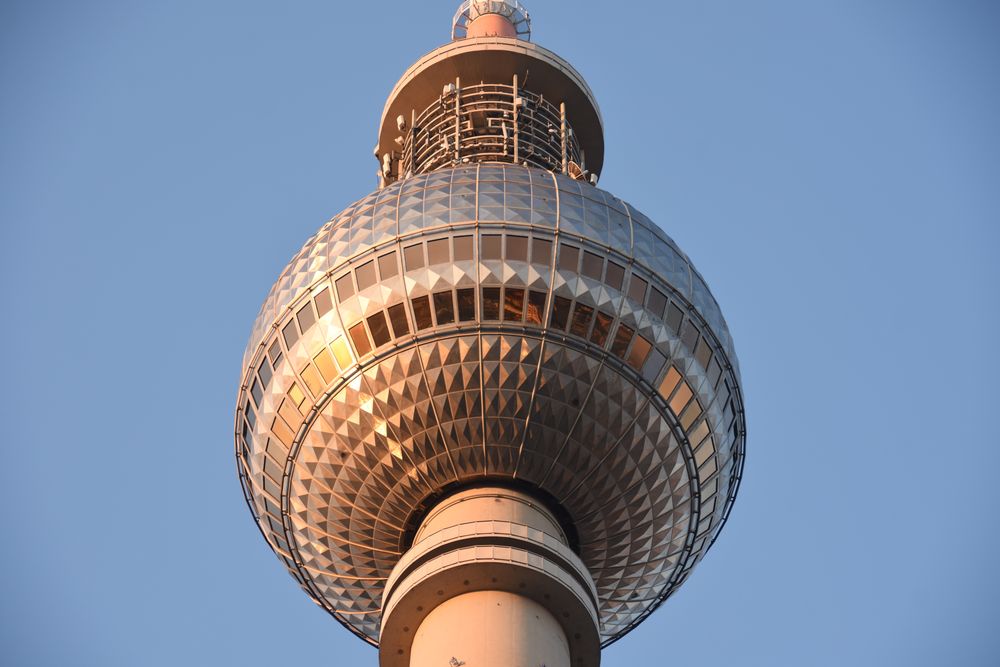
[396,77,584,181]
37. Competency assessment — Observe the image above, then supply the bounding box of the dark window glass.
[590,311,614,346]
[642,349,667,383]
[648,288,667,318]
[569,303,595,337]
[550,296,571,330]
[681,320,699,349]
[628,274,648,303]
[314,287,333,316]
[558,244,579,271]
[506,235,528,262]
[666,302,684,333]
[482,234,502,260]
[610,324,634,357]
[404,243,425,270]
[367,311,392,347]
[627,335,652,370]
[250,378,263,407]
[349,322,372,356]
[387,303,410,337]
[257,357,273,387]
[531,238,552,265]
[582,251,604,280]
[605,261,625,290]
[296,303,316,333]
[457,288,476,321]
[428,238,450,265]
[355,260,377,291]
[708,358,723,388]
[526,291,546,325]
[268,340,283,368]
[335,274,354,302]
[695,336,713,368]
[503,288,525,321]
[281,320,299,348]
[433,291,455,324]
[642,348,667,383]
[481,287,501,320]
[454,235,474,261]
[377,251,398,279]
[244,401,256,429]
[411,296,433,330]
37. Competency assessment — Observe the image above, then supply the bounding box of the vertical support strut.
[560,101,568,174]
[409,108,416,178]
[454,76,462,165]
[512,74,520,165]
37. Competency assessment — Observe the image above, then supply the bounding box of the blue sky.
[2,1,998,665]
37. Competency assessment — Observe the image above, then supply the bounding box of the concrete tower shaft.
[380,487,600,666]
[466,13,518,38]
[452,0,531,41]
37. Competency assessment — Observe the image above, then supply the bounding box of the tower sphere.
[235,2,745,662]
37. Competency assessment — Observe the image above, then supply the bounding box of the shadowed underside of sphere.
[235,164,745,646]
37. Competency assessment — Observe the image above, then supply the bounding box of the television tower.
[235,2,746,665]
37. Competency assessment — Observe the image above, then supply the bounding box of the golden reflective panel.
[331,337,353,370]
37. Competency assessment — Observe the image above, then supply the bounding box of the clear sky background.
[2,1,998,665]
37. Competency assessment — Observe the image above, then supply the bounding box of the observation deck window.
[403,243,425,271]
[388,303,411,337]
[434,291,456,325]
[411,296,433,330]
[482,287,501,320]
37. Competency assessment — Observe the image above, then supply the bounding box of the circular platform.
[376,37,604,181]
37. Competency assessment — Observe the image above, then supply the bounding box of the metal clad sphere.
[235,164,745,645]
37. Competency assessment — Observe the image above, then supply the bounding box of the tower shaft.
[411,591,569,667]
[379,487,600,667]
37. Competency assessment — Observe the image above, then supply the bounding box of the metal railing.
[396,78,584,180]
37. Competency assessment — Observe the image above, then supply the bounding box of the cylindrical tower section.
[452,0,531,41]
[466,14,518,38]
[413,486,567,543]
[379,487,600,667]
[411,591,570,667]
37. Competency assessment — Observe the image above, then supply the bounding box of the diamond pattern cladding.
[235,164,746,647]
